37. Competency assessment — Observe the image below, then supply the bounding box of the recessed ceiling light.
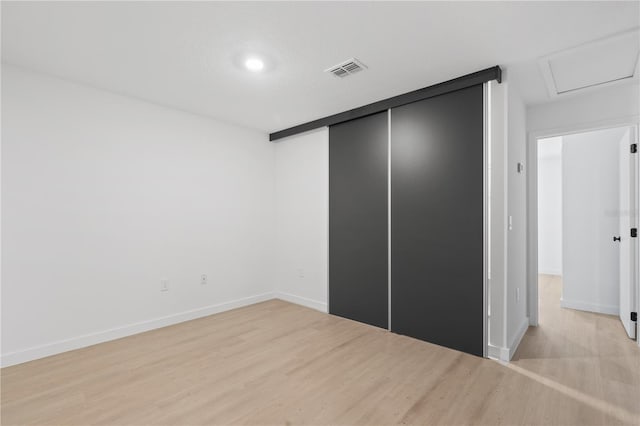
[245,57,264,72]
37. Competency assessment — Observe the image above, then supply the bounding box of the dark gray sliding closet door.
[391,85,484,356]
[329,112,388,329]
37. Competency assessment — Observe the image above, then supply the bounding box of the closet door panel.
[391,85,484,356]
[329,112,388,329]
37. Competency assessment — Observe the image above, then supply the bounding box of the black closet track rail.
[269,65,502,141]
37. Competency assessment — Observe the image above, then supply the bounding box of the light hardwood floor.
[2,275,639,425]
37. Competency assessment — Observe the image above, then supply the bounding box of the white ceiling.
[2,1,639,133]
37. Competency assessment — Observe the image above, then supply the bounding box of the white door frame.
[526,115,640,329]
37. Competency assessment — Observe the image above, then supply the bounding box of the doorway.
[533,125,638,341]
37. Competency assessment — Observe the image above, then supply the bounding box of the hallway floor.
[510,274,639,424]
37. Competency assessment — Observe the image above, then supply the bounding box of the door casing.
[527,118,640,343]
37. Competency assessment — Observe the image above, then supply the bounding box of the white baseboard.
[0,292,276,368]
[488,317,530,363]
[560,298,619,316]
[487,344,509,361]
[538,269,562,276]
[507,316,530,360]
[275,291,328,313]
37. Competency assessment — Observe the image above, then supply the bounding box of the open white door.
[619,127,637,340]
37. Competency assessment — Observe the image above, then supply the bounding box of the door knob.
[613,236,621,242]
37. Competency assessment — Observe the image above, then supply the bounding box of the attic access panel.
[540,30,639,96]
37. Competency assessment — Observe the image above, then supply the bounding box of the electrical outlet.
[297,268,305,279]
[200,274,208,285]
[160,279,169,292]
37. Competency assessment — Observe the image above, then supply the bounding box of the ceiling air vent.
[325,58,367,78]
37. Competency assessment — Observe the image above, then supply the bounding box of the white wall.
[488,80,508,360]
[2,65,514,365]
[528,82,640,135]
[1,65,276,366]
[274,129,328,312]
[561,127,625,315]
[505,82,529,358]
[537,137,562,275]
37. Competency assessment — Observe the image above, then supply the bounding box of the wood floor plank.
[2,276,639,425]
